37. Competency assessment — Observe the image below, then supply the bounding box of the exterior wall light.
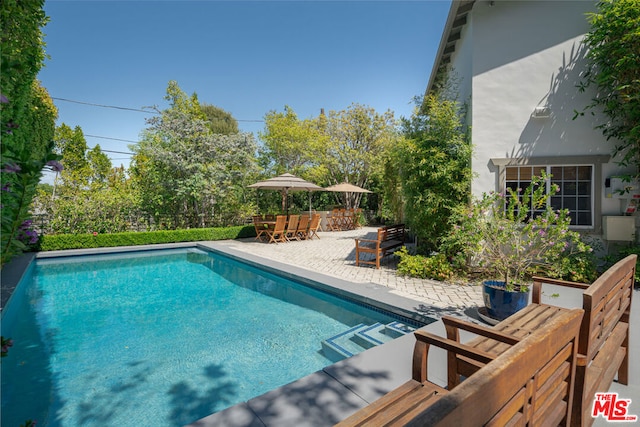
[532,106,551,118]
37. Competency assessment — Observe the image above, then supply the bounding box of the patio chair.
[252,215,267,241]
[264,214,275,221]
[308,214,321,240]
[296,215,309,240]
[328,208,342,231]
[285,215,299,242]
[343,208,355,230]
[265,215,287,244]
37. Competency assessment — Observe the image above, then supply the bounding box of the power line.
[52,97,157,114]
[98,149,134,155]
[52,96,264,122]
[86,134,139,144]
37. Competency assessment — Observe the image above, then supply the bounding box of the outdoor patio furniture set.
[326,208,363,231]
[337,254,636,426]
[253,213,321,244]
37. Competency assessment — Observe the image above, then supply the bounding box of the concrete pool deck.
[1,228,638,426]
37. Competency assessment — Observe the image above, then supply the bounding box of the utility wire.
[98,149,134,155]
[86,134,139,144]
[52,97,157,114]
[52,96,264,122]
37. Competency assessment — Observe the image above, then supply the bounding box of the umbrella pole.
[282,190,287,215]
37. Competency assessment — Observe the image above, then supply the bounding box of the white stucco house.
[426,0,638,244]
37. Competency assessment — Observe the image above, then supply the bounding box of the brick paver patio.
[216,226,484,312]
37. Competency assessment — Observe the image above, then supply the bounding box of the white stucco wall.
[471,0,606,188]
[445,0,635,229]
[451,15,474,121]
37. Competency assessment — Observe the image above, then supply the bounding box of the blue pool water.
[1,248,420,426]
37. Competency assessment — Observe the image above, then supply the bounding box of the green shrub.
[39,225,256,251]
[605,245,640,286]
[442,173,592,290]
[396,246,453,281]
[547,251,600,284]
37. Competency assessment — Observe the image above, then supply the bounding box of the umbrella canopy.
[324,182,372,209]
[248,173,323,213]
[324,182,372,193]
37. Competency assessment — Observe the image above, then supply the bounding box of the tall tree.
[578,0,640,174]
[86,144,112,186]
[130,81,257,228]
[259,105,327,176]
[322,104,397,209]
[395,94,472,252]
[35,124,141,234]
[54,124,90,188]
[201,103,239,135]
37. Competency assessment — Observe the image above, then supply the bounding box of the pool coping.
[0,242,458,426]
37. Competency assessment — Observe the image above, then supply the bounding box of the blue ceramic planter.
[482,280,530,321]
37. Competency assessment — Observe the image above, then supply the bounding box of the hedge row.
[39,225,256,251]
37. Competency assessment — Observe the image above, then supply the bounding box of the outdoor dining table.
[256,220,276,229]
[255,219,288,230]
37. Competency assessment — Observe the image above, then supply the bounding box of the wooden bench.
[440,254,635,427]
[355,224,405,269]
[335,308,584,426]
[442,303,569,389]
[532,254,636,427]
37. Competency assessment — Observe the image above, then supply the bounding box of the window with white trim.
[505,165,594,228]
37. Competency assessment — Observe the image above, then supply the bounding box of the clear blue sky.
[38,0,451,181]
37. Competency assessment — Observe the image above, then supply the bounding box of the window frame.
[490,156,610,231]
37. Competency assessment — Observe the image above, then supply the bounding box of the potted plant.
[446,172,591,320]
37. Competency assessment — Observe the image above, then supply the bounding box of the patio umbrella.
[248,173,323,214]
[324,182,372,193]
[324,182,372,209]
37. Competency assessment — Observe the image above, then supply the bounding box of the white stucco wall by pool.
[444,0,635,234]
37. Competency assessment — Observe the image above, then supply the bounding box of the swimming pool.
[1,247,426,426]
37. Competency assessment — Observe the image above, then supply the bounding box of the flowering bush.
[444,173,592,291]
[1,93,61,266]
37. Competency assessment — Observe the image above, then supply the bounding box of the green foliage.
[578,0,640,173]
[130,80,258,229]
[604,245,640,285]
[258,104,396,212]
[0,0,50,156]
[44,184,140,234]
[31,124,144,235]
[39,225,256,251]
[396,247,453,281]
[394,93,472,252]
[54,123,91,187]
[1,0,58,266]
[1,140,60,265]
[259,105,327,176]
[201,103,239,135]
[379,141,405,223]
[322,104,397,209]
[443,173,593,290]
[556,252,600,283]
[86,144,112,185]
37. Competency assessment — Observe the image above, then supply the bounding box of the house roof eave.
[425,0,476,97]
